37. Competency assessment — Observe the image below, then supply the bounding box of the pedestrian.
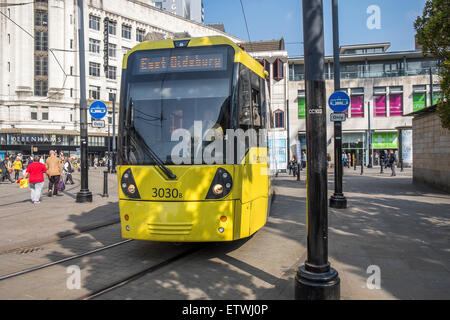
[389,150,397,176]
[1,156,14,183]
[45,150,63,197]
[13,156,23,181]
[64,158,75,185]
[301,151,307,169]
[342,152,347,168]
[27,156,33,166]
[327,153,332,169]
[347,153,351,168]
[24,155,50,204]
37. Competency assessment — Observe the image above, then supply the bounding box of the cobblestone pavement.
[0,167,448,300]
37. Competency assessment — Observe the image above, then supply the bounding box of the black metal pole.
[329,0,347,209]
[102,170,109,197]
[107,124,111,173]
[295,0,340,300]
[76,0,92,203]
[367,102,373,168]
[361,153,364,175]
[111,94,117,174]
[380,152,384,173]
[297,163,301,181]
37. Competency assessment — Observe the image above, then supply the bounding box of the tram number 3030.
[152,188,183,199]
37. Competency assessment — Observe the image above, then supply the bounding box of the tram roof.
[122,36,266,79]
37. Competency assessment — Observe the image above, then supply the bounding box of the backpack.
[67,161,73,173]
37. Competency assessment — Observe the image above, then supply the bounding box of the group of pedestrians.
[1,151,76,204]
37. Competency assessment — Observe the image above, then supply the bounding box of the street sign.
[89,101,107,120]
[330,112,346,122]
[92,120,105,128]
[329,91,350,112]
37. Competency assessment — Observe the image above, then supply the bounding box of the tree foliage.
[414,0,450,129]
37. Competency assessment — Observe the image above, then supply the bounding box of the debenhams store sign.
[8,135,63,145]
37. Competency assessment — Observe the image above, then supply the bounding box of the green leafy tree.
[414,0,450,129]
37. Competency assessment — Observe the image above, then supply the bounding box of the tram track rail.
[0,239,133,281]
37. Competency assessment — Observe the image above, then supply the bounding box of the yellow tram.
[117,36,274,242]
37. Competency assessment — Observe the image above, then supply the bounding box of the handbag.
[20,179,29,189]
[57,177,65,192]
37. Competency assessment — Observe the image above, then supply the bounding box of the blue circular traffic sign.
[89,101,107,120]
[328,91,350,112]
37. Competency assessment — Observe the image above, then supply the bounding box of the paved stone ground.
[0,166,448,300]
[0,169,119,253]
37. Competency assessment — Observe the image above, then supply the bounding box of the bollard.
[380,162,384,174]
[354,159,357,171]
[102,170,109,198]
[400,160,404,172]
[360,161,363,175]
[297,163,301,181]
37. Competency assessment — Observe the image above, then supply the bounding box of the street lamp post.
[111,93,117,174]
[329,0,347,209]
[76,0,92,203]
[295,0,340,300]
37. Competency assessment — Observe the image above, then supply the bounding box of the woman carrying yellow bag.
[24,156,50,204]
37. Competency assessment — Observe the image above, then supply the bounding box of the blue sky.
[203,0,428,56]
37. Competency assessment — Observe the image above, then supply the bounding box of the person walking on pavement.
[64,158,75,185]
[389,150,397,176]
[45,150,63,197]
[24,156,50,204]
[13,156,23,181]
[301,151,307,169]
[1,156,14,183]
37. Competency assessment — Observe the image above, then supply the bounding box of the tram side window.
[250,73,262,128]
[238,66,252,128]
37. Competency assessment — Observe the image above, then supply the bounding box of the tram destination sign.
[330,112,347,122]
[135,50,227,74]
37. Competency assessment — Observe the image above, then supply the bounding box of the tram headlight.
[128,184,136,194]
[206,168,233,199]
[121,168,141,199]
[213,184,224,195]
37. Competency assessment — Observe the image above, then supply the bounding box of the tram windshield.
[123,46,234,165]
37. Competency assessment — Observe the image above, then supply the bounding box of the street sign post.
[92,120,105,128]
[330,112,346,122]
[89,101,107,120]
[328,91,350,112]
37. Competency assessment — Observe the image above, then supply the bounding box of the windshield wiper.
[126,98,177,180]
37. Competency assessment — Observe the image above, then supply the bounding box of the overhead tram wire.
[239,0,252,43]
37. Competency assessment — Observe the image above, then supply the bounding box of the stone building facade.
[411,106,450,193]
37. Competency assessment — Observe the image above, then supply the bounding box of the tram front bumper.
[119,199,236,242]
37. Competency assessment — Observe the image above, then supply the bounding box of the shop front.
[342,132,366,167]
[0,131,109,161]
[372,131,399,166]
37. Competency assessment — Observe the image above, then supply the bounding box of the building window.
[373,87,387,117]
[350,88,364,118]
[298,90,306,119]
[389,86,403,116]
[108,43,116,58]
[41,107,49,120]
[136,29,145,42]
[108,21,117,35]
[106,66,117,80]
[122,25,131,39]
[35,56,48,76]
[289,64,304,81]
[35,80,48,96]
[89,86,101,100]
[273,58,284,80]
[89,62,100,77]
[274,110,284,128]
[154,1,163,9]
[412,85,427,112]
[89,38,100,53]
[35,31,48,51]
[89,14,100,31]
[108,91,117,102]
[31,106,38,120]
[432,84,441,105]
[35,11,48,26]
